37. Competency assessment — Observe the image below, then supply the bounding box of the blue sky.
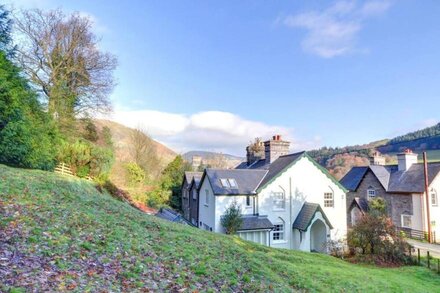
[8,0,440,155]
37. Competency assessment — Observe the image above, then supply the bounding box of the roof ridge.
[206,168,268,172]
[278,151,306,158]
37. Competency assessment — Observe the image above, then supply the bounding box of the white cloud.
[106,109,320,155]
[282,0,392,58]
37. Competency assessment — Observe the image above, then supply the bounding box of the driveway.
[407,239,440,258]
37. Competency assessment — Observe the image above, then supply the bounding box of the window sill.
[272,209,286,212]
[272,240,287,244]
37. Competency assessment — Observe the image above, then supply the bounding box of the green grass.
[1,164,440,292]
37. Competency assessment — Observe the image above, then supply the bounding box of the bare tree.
[13,9,117,122]
[130,126,160,178]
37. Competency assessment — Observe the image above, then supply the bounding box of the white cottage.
[196,136,348,253]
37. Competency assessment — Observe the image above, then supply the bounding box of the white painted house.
[195,136,348,253]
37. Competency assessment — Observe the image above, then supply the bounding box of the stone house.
[340,150,440,242]
[183,135,348,253]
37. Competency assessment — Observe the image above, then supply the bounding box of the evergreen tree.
[0,9,60,170]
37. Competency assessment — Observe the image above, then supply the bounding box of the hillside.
[95,119,176,163]
[1,165,440,292]
[94,119,176,197]
[310,123,440,179]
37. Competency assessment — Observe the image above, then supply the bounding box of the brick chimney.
[246,139,265,166]
[369,151,386,166]
[397,149,418,171]
[264,135,290,164]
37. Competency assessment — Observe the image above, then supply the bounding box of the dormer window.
[367,187,376,200]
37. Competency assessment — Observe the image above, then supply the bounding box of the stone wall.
[346,170,413,228]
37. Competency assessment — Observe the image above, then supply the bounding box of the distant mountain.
[183,151,244,169]
[183,151,244,162]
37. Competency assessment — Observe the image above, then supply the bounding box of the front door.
[310,219,327,253]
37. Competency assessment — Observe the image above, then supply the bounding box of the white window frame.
[272,192,285,211]
[220,178,230,188]
[431,190,438,206]
[367,188,376,200]
[204,189,209,206]
[401,214,412,228]
[324,192,334,208]
[228,178,238,189]
[272,223,285,242]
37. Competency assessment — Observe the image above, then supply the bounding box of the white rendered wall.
[198,178,215,231]
[257,156,347,251]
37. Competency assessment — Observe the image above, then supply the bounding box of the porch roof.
[292,202,333,231]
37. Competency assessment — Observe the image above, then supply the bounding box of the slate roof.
[183,172,203,186]
[236,159,270,170]
[339,167,368,191]
[204,169,268,195]
[292,202,333,231]
[237,215,274,231]
[258,152,306,188]
[202,151,345,195]
[340,162,440,193]
[350,197,369,213]
[189,175,202,190]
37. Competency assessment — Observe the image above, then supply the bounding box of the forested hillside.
[310,123,440,179]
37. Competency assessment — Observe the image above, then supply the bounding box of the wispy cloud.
[105,109,321,155]
[281,0,392,58]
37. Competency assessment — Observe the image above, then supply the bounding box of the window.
[401,215,412,228]
[220,178,230,188]
[192,189,197,200]
[367,188,376,200]
[273,224,284,241]
[205,189,209,206]
[324,192,334,207]
[431,190,438,206]
[273,192,285,210]
[245,195,251,207]
[228,179,238,189]
[220,178,238,189]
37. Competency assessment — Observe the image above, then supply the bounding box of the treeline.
[308,146,371,166]
[388,123,440,145]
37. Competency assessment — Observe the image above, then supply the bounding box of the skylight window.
[228,179,238,188]
[220,178,230,188]
[220,178,238,189]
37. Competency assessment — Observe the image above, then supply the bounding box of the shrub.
[125,162,146,184]
[221,201,243,235]
[147,188,170,209]
[58,140,113,178]
[347,212,412,265]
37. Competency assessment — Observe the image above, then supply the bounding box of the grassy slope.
[1,165,439,292]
